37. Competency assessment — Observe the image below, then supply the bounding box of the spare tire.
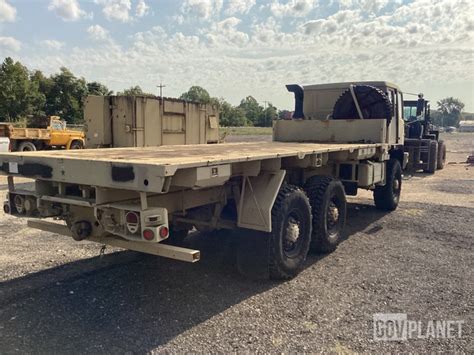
[333,85,393,122]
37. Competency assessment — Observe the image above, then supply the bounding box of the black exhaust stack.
[286,84,305,119]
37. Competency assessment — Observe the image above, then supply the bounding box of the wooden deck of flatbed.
[0,142,385,192]
[1,142,383,171]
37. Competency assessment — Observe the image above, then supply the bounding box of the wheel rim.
[327,197,342,239]
[14,195,24,214]
[283,210,304,258]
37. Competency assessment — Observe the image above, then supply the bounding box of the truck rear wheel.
[437,140,446,170]
[269,184,312,280]
[374,159,402,211]
[424,140,438,173]
[304,176,347,253]
[18,141,36,151]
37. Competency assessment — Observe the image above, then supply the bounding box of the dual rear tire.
[18,141,37,151]
[269,178,347,279]
[269,159,403,279]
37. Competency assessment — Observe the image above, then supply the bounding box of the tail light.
[159,226,169,238]
[125,211,140,234]
[143,229,154,241]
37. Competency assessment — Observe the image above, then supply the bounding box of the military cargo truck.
[84,96,219,148]
[1,81,407,280]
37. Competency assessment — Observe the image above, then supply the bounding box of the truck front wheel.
[374,159,402,211]
[423,140,438,173]
[70,141,84,149]
[18,141,36,151]
[304,176,347,253]
[269,184,312,279]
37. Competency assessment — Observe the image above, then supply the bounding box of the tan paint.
[84,95,219,148]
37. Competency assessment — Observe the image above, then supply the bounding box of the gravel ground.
[0,133,472,353]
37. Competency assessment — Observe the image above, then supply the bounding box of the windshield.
[403,105,418,121]
[51,120,65,130]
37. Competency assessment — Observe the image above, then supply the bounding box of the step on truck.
[1,81,407,279]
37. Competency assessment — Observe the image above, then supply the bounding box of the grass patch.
[221,126,272,135]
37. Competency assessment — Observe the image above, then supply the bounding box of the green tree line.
[0,57,112,124]
[179,85,280,127]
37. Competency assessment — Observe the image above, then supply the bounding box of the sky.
[0,0,473,111]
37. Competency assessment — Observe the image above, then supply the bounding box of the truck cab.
[49,117,67,131]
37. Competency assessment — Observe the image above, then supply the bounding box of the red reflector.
[159,226,169,238]
[143,229,154,241]
[125,211,139,224]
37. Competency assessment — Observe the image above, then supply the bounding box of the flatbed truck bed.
[0,141,384,192]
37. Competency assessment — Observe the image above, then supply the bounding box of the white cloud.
[225,0,256,15]
[335,0,394,14]
[0,36,21,52]
[48,0,89,21]
[181,0,223,21]
[19,0,474,111]
[135,0,149,17]
[0,0,16,22]
[270,0,316,18]
[96,0,132,22]
[87,24,109,41]
[207,17,249,46]
[41,39,65,50]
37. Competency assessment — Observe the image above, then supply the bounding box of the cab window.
[404,105,417,121]
[51,121,65,130]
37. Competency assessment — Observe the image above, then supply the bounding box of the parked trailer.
[1,82,407,279]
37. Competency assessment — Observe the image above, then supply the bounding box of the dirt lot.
[0,133,472,353]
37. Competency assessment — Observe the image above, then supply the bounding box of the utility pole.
[157,82,166,99]
[263,100,269,124]
[157,82,166,145]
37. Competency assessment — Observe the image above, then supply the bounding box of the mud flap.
[237,170,286,232]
